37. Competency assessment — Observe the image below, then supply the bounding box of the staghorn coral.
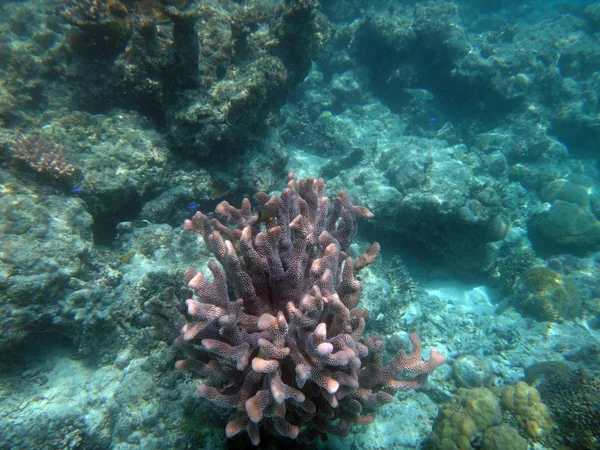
[10,133,75,179]
[175,174,446,445]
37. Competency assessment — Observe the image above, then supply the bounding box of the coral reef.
[58,0,332,164]
[2,0,600,448]
[375,137,511,273]
[59,0,133,56]
[175,175,446,445]
[0,0,331,202]
[165,0,332,159]
[349,2,471,114]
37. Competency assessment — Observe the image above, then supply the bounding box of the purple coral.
[176,174,446,445]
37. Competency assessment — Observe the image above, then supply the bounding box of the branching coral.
[10,133,75,179]
[175,174,446,445]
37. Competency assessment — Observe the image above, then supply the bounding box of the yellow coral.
[426,387,503,450]
[482,423,528,450]
[513,267,581,321]
[501,381,553,440]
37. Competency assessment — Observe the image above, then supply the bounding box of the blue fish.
[72,187,82,194]
[188,205,198,210]
[428,117,437,127]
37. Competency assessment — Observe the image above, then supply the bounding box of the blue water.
[0,0,599,449]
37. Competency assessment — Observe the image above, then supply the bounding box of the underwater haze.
[1,0,599,449]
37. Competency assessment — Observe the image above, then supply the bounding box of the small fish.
[188,205,198,210]
[253,206,277,224]
[131,220,151,228]
[429,117,437,127]
[119,251,136,264]
[72,187,82,194]
[403,88,434,101]
[210,180,231,200]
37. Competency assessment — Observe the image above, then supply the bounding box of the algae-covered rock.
[512,266,581,322]
[524,361,572,386]
[0,171,94,351]
[585,2,600,30]
[540,179,590,209]
[531,200,600,250]
[453,354,494,388]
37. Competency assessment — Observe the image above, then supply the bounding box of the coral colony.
[10,134,75,179]
[175,174,446,445]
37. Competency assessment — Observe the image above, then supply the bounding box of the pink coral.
[176,174,445,445]
[10,134,75,179]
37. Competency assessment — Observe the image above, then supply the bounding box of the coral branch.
[10,134,75,179]
[176,175,445,445]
